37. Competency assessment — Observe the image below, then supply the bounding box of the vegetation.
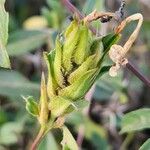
[0,0,150,150]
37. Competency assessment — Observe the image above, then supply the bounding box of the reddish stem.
[30,127,45,150]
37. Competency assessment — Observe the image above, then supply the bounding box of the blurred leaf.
[38,133,59,150]
[0,70,39,100]
[7,30,50,56]
[83,0,97,14]
[66,112,109,150]
[94,73,123,100]
[61,126,78,150]
[83,0,104,14]
[0,0,10,68]
[0,145,6,150]
[140,139,150,150]
[24,96,39,117]
[23,16,48,30]
[121,108,150,133]
[0,122,23,145]
[0,110,7,125]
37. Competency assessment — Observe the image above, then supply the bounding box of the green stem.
[30,126,46,150]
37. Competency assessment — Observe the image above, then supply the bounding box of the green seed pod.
[44,51,57,99]
[73,24,90,65]
[65,19,78,38]
[62,20,80,72]
[59,68,98,100]
[39,73,49,125]
[53,36,64,88]
[49,96,71,117]
[24,96,39,117]
[68,54,97,84]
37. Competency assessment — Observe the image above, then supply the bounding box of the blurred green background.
[0,0,150,150]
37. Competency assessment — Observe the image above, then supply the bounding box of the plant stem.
[61,0,150,88]
[30,127,45,150]
[126,62,150,88]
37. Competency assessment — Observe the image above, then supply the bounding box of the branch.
[61,0,150,88]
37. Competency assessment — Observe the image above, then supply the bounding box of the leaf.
[83,0,96,14]
[94,73,123,100]
[38,133,59,150]
[61,126,78,150]
[7,30,50,56]
[0,70,39,100]
[100,33,120,62]
[0,0,10,68]
[0,122,23,145]
[140,139,150,150]
[120,108,150,133]
[96,65,111,79]
[23,96,39,117]
[66,112,109,150]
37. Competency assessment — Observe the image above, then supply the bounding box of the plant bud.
[24,96,39,117]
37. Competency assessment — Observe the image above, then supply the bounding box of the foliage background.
[0,0,150,149]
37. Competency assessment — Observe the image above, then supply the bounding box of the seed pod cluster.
[25,17,120,127]
[44,18,104,118]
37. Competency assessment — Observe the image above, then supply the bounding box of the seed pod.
[65,19,78,38]
[68,54,97,84]
[73,24,90,65]
[39,73,49,125]
[53,36,64,88]
[24,96,39,117]
[44,52,57,99]
[62,20,80,72]
[59,68,98,100]
[49,96,71,117]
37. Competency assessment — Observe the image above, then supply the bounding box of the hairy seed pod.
[59,68,98,100]
[62,20,80,72]
[68,54,97,84]
[44,52,57,98]
[73,24,90,65]
[53,36,64,88]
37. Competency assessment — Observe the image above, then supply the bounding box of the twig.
[30,127,45,150]
[61,0,150,88]
[126,62,150,88]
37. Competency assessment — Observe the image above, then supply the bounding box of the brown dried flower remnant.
[109,13,143,77]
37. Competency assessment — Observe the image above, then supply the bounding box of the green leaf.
[23,96,39,117]
[38,133,59,150]
[0,70,39,100]
[100,33,120,63]
[140,139,150,150]
[94,73,123,100]
[96,65,111,79]
[0,122,23,145]
[61,126,78,150]
[121,108,150,133]
[7,30,50,56]
[66,112,109,150]
[0,0,10,68]
[83,0,96,14]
